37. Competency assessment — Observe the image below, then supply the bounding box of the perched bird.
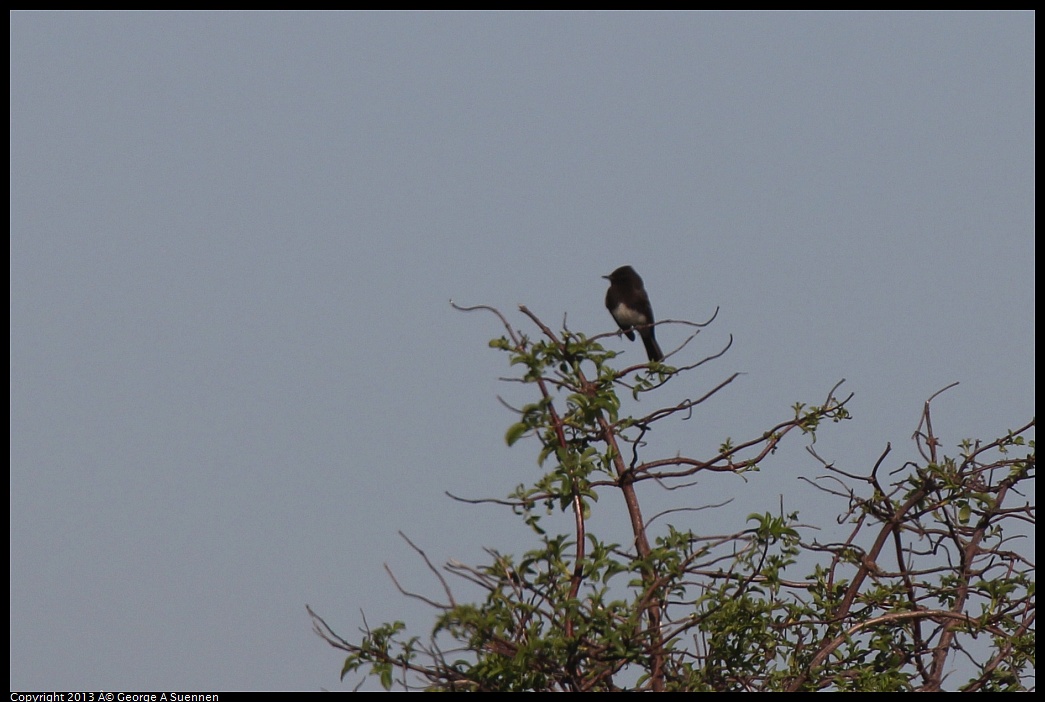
[603,265,664,363]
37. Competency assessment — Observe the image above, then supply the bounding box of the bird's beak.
[601,274,610,280]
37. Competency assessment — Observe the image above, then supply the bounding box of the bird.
[603,265,664,363]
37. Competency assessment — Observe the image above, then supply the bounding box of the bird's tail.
[641,330,664,363]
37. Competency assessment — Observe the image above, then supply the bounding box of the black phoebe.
[603,265,664,363]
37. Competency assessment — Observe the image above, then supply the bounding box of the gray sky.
[10,11,1034,691]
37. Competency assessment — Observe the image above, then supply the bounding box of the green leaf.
[505,422,529,446]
